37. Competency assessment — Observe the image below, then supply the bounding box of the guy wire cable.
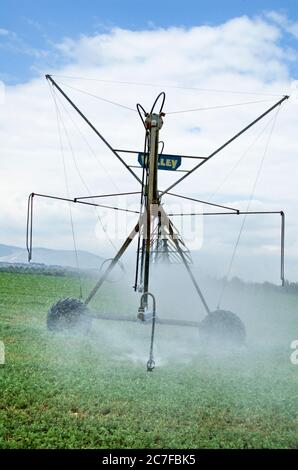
[217,105,282,309]
[49,83,83,298]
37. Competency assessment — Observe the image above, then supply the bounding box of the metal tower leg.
[160,208,210,316]
[84,220,141,305]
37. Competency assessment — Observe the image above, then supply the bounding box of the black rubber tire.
[199,309,246,346]
[47,298,92,334]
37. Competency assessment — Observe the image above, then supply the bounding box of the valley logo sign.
[138,153,182,171]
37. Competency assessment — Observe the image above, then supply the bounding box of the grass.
[0,271,297,448]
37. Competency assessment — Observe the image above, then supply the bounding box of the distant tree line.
[1,263,297,294]
[227,276,298,295]
[0,263,80,277]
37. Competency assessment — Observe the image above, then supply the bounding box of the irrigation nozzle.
[138,292,157,372]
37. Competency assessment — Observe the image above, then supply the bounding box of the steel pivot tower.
[26,75,288,344]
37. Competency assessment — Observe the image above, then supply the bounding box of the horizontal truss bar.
[77,200,139,214]
[114,148,207,160]
[75,191,141,200]
[168,210,284,216]
[164,192,239,212]
[138,249,190,253]
[31,192,139,214]
[166,209,285,286]
[129,165,191,173]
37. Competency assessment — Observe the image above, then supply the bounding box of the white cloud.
[0,27,48,58]
[0,14,297,282]
[56,18,285,80]
[0,28,10,36]
[266,10,298,39]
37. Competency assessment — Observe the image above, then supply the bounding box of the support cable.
[217,106,281,308]
[164,192,239,212]
[166,99,275,114]
[52,75,284,97]
[52,87,134,281]
[46,75,142,185]
[53,88,121,193]
[50,84,83,298]
[52,87,120,253]
[207,112,279,203]
[55,81,137,113]
[160,95,289,196]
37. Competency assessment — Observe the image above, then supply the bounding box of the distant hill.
[0,244,103,269]
[0,244,20,257]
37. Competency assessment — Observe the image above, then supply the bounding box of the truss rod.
[46,75,142,185]
[31,192,139,214]
[75,200,140,214]
[169,210,283,216]
[160,95,289,196]
[85,220,141,305]
[164,192,239,212]
[75,191,141,200]
[129,165,191,173]
[114,149,207,160]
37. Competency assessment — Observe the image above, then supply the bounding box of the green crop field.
[0,271,297,449]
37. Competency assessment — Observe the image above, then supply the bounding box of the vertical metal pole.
[281,211,285,286]
[155,211,162,263]
[142,114,163,306]
[26,193,34,262]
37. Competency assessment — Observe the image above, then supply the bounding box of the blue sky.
[1,0,298,281]
[1,0,298,84]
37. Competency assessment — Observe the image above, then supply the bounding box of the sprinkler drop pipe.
[139,292,157,372]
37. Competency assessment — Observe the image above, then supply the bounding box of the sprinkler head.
[137,305,145,320]
[137,307,154,322]
[147,359,155,372]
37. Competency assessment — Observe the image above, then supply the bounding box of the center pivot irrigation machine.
[26,75,289,370]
